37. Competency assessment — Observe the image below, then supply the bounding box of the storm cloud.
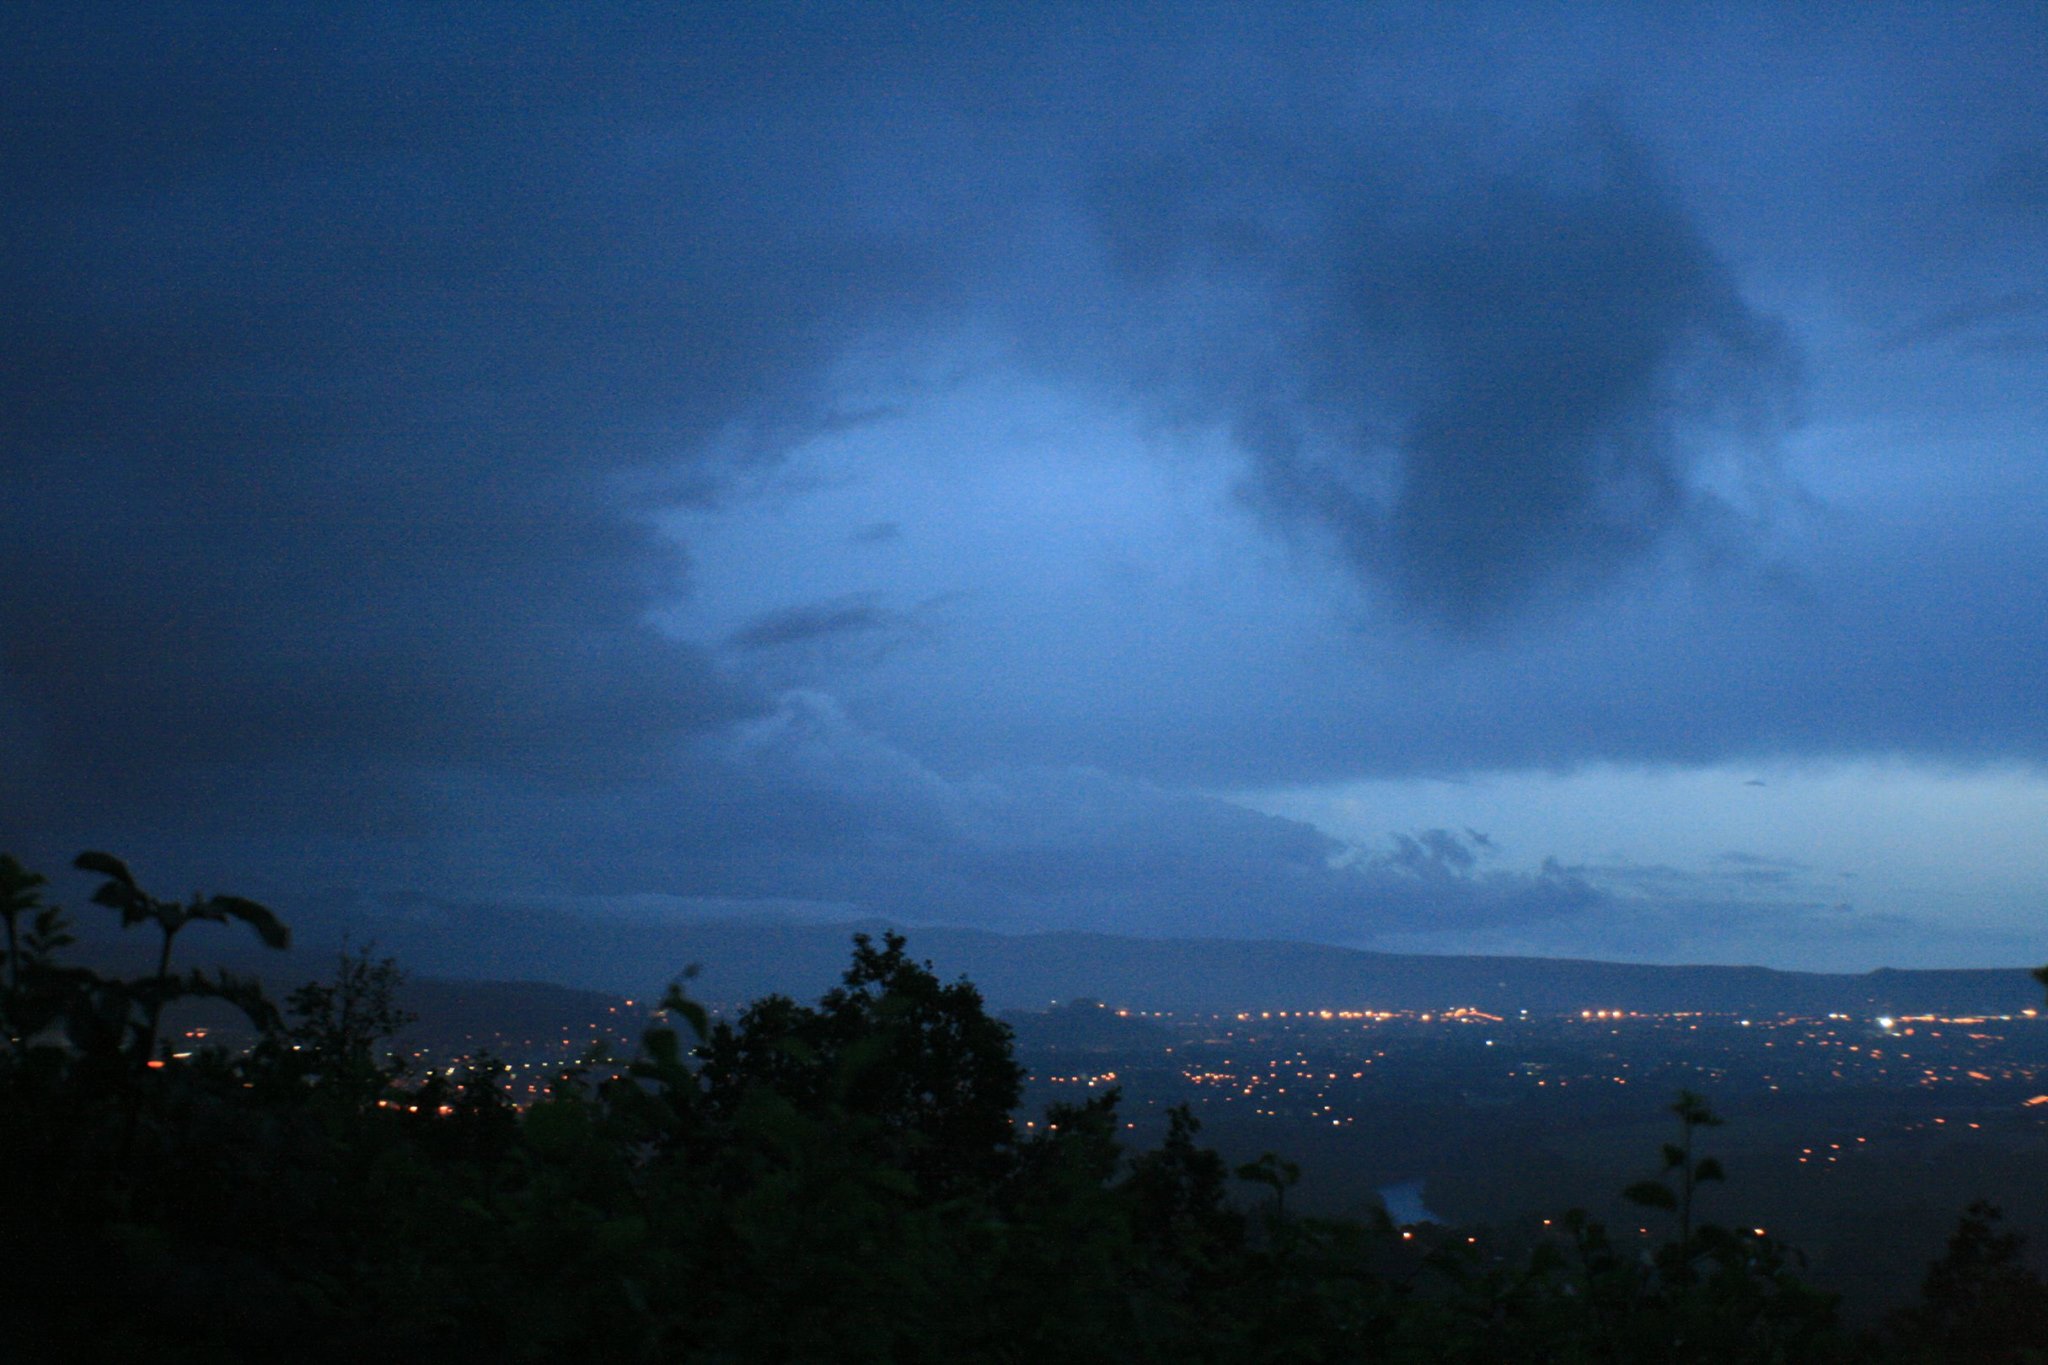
[2,7,939,816]
[249,691,1605,949]
[5,5,2047,972]
[725,595,915,659]
[1090,113,1795,626]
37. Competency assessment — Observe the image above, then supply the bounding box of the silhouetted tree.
[0,851,1887,1364]
[1889,1200,2048,1363]
[276,940,415,1104]
[1624,1088,1726,1286]
[697,930,1024,1194]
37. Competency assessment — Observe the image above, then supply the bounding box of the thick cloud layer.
[188,691,1605,951]
[1089,113,1794,626]
[5,6,2047,970]
[2,7,940,810]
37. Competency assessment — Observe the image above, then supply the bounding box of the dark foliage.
[1884,1200,2048,1363]
[0,852,2030,1362]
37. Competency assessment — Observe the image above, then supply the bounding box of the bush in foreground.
[1,851,2031,1362]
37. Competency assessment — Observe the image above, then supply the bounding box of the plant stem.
[141,923,178,1064]
[4,908,19,1036]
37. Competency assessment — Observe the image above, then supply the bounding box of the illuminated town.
[169,984,2048,1317]
[1011,996,2048,1294]
[233,987,2048,1137]
[1016,999,2048,1121]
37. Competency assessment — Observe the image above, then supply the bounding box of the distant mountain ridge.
[84,905,2045,1019]
[389,914,2036,1018]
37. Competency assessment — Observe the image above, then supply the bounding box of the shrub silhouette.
[1886,1200,2048,1363]
[1,848,2022,1363]
[73,849,289,1065]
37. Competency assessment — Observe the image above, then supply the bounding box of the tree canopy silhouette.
[0,848,2026,1363]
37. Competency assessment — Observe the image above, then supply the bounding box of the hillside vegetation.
[2,852,2043,1363]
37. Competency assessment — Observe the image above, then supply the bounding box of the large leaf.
[72,850,137,890]
[187,967,283,1034]
[76,850,151,923]
[203,894,290,950]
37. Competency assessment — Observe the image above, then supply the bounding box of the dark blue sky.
[6,5,2047,973]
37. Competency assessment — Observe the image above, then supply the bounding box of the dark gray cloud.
[1574,854,1819,901]
[1087,112,1796,627]
[852,520,904,545]
[721,708,1607,945]
[164,691,1599,950]
[1384,829,1478,875]
[0,7,949,830]
[728,595,900,653]
[6,6,2048,971]
[724,701,1601,944]
[1341,830,1598,933]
